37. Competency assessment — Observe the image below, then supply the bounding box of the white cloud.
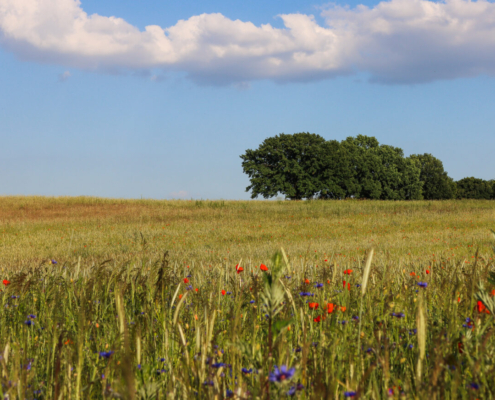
[1,0,495,85]
[170,190,188,198]
[58,70,71,81]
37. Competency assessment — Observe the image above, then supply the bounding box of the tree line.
[240,133,495,200]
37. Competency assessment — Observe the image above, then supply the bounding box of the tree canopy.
[409,153,457,200]
[241,132,492,200]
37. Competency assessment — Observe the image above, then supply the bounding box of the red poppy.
[314,315,321,323]
[304,279,310,284]
[308,302,319,310]
[347,283,351,291]
[477,300,490,314]
[260,264,268,272]
[326,279,330,284]
[195,288,199,292]
[409,272,416,277]
[221,290,226,296]
[343,269,353,275]
[183,278,189,284]
[491,289,495,297]
[2,280,10,286]
[458,342,464,354]
[340,306,346,312]
[327,303,335,314]
[426,269,430,275]
[235,264,244,274]
[343,280,346,288]
[179,294,183,300]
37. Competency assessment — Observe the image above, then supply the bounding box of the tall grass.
[0,197,494,398]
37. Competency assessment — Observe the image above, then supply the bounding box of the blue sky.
[1,0,494,199]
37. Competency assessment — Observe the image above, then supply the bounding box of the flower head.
[260,264,268,272]
[269,365,295,382]
[417,282,428,288]
[221,290,226,296]
[99,351,114,359]
[2,280,10,286]
[183,278,189,284]
[327,303,335,314]
[314,283,323,288]
[344,392,357,398]
[343,269,353,275]
[308,302,319,310]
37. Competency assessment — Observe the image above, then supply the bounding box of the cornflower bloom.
[417,282,428,288]
[99,351,114,359]
[269,365,295,382]
[314,283,323,289]
[344,392,357,397]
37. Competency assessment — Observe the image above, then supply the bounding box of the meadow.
[0,196,494,399]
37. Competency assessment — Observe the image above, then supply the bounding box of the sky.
[1,0,495,200]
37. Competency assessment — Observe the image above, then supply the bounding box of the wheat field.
[0,197,494,399]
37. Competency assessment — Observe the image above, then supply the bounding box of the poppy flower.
[491,289,495,297]
[178,294,183,300]
[477,300,490,314]
[308,302,319,310]
[347,283,351,291]
[183,278,189,284]
[195,288,199,292]
[2,280,10,286]
[426,269,430,274]
[458,342,464,354]
[327,303,335,314]
[340,306,346,312]
[235,264,244,274]
[409,272,416,277]
[343,280,346,288]
[221,290,226,296]
[326,279,330,284]
[313,315,321,323]
[260,264,268,272]
[304,279,310,284]
[344,269,353,275]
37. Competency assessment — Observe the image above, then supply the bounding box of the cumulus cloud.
[170,190,188,198]
[1,0,495,85]
[58,70,71,81]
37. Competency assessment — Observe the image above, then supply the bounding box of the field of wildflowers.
[0,197,494,399]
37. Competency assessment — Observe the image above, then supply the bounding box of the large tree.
[341,135,423,200]
[240,133,332,199]
[409,153,457,199]
[456,177,493,199]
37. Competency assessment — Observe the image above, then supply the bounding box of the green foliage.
[456,177,494,199]
[241,133,424,200]
[240,132,330,200]
[409,153,457,199]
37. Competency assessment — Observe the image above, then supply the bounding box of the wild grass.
[0,196,494,399]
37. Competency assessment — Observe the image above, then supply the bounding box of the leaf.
[272,318,294,338]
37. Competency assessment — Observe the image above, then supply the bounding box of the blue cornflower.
[408,344,414,349]
[314,283,323,288]
[242,368,253,374]
[344,392,357,397]
[226,389,234,398]
[212,362,227,368]
[390,312,405,318]
[160,358,166,362]
[28,314,36,319]
[285,276,291,279]
[409,329,417,335]
[366,348,373,354]
[24,320,34,327]
[250,300,255,304]
[269,365,295,382]
[469,382,479,390]
[99,351,114,359]
[156,369,167,374]
[417,282,428,288]
[51,260,58,264]
[203,380,214,386]
[355,284,361,288]
[352,316,359,321]
[299,292,314,297]
[137,364,142,370]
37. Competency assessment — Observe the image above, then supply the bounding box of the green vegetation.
[0,197,495,399]
[240,133,494,201]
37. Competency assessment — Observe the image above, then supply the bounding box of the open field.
[0,197,495,399]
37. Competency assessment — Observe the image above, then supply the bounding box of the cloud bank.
[1,0,495,85]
